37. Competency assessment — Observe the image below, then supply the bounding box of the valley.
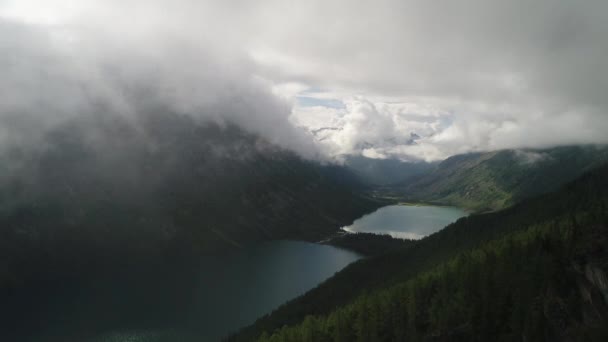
[2,134,608,341]
[231,164,608,342]
[3,2,608,341]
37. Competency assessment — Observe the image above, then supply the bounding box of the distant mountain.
[344,155,436,186]
[403,145,608,211]
[232,163,608,342]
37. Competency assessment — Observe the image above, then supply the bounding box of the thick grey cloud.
[0,0,319,159]
[252,0,608,104]
[1,0,607,161]
[251,0,608,159]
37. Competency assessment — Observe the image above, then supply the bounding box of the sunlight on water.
[345,205,466,239]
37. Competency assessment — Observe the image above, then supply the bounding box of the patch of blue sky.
[296,96,345,109]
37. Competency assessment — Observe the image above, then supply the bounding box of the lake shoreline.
[315,202,466,255]
[341,204,467,242]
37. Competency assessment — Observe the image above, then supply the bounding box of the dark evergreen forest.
[231,164,608,341]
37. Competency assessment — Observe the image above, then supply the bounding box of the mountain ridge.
[230,162,608,341]
[401,145,608,211]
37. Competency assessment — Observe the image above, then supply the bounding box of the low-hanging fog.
[0,0,320,165]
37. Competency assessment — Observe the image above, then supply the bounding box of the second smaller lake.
[345,205,467,239]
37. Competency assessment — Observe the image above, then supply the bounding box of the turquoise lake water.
[345,205,467,239]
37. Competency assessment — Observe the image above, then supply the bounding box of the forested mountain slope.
[0,111,379,340]
[258,213,608,341]
[0,111,378,252]
[231,164,608,341]
[403,145,608,212]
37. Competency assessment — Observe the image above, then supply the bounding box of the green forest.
[231,164,608,341]
[402,146,608,212]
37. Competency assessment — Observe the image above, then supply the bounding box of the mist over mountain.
[0,13,321,165]
[343,155,436,186]
[0,110,380,340]
[2,2,608,341]
[3,1,608,164]
[0,108,377,251]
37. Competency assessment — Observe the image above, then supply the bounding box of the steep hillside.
[258,216,608,341]
[0,111,378,250]
[231,164,608,341]
[404,146,608,211]
[0,111,380,341]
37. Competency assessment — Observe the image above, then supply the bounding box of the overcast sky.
[1,0,607,161]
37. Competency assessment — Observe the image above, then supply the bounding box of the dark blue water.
[30,207,464,342]
[345,205,467,239]
[87,241,360,341]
